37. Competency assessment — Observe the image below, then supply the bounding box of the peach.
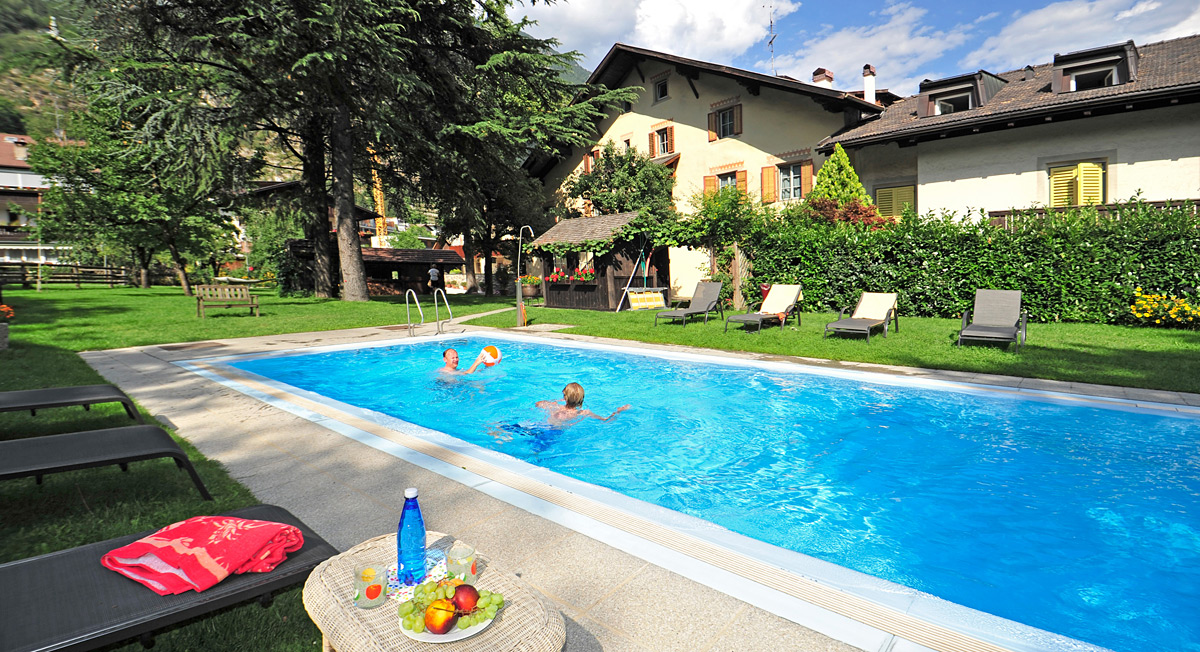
[452,584,480,614]
[424,598,458,635]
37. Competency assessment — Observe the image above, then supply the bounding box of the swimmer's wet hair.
[563,382,584,408]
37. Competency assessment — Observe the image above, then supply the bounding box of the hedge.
[749,200,1200,324]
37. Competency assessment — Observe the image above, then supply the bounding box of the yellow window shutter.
[707,112,718,142]
[876,187,896,217]
[1049,165,1077,207]
[894,185,915,216]
[666,126,675,154]
[736,170,747,192]
[733,104,743,135]
[1077,162,1104,205]
[800,159,813,197]
[704,175,718,195]
[761,166,777,203]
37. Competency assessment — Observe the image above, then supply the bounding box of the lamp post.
[515,225,534,327]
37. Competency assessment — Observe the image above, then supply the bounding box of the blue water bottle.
[397,487,426,586]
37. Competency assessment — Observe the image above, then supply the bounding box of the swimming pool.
[209,333,1199,652]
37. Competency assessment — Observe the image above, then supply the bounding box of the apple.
[452,584,480,614]
[424,598,458,635]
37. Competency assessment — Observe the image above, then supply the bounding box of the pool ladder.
[402,289,456,336]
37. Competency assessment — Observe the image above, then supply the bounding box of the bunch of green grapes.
[397,581,447,632]
[456,588,505,630]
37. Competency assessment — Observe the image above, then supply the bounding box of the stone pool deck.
[80,319,1200,652]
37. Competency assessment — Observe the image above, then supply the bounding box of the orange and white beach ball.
[481,345,502,366]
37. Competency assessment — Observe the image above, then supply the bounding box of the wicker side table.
[303,532,565,652]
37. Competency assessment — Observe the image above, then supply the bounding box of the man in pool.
[440,348,487,375]
[536,382,630,426]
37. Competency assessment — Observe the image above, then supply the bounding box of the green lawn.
[1,285,1197,651]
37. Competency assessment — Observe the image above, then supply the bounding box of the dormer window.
[1052,41,1137,93]
[934,91,972,115]
[1068,65,1117,91]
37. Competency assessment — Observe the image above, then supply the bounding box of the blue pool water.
[230,336,1200,652]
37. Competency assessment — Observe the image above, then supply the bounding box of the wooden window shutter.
[894,185,915,216]
[736,170,747,192]
[649,132,657,156]
[800,159,814,197]
[708,112,718,142]
[1077,162,1104,205]
[733,104,743,135]
[761,166,778,203]
[1048,165,1077,207]
[666,126,675,154]
[583,152,592,174]
[876,187,896,218]
[703,175,718,195]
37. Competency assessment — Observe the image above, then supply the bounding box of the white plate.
[399,613,495,643]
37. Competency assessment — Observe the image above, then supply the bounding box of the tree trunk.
[302,113,334,298]
[731,242,745,310]
[166,242,192,296]
[331,102,369,302]
[462,238,480,293]
[134,246,152,289]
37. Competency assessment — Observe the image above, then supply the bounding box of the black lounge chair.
[959,289,1027,352]
[655,281,724,326]
[0,424,214,500]
[0,504,338,652]
[725,284,803,333]
[824,292,899,343]
[0,384,144,423]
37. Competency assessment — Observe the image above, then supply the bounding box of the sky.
[509,0,1200,96]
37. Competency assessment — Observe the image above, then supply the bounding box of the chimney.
[812,67,834,89]
[12,138,28,161]
[1023,65,1036,81]
[862,64,877,105]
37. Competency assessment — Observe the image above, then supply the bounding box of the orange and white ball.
[481,345,502,366]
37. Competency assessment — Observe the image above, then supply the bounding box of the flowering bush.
[519,274,541,286]
[1130,288,1200,327]
[0,304,13,322]
[572,267,596,282]
[546,268,568,283]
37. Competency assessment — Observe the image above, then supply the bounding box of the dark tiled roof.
[360,247,463,265]
[822,34,1200,149]
[530,212,639,246]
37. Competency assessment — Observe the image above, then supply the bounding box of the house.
[536,43,883,296]
[0,134,46,229]
[821,35,1200,216]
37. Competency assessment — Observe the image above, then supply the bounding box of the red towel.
[101,516,304,595]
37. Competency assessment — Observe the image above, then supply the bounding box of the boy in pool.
[440,348,487,375]
[536,382,630,426]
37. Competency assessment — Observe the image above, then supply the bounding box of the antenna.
[765,3,777,75]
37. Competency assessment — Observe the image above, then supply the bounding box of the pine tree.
[807,143,871,206]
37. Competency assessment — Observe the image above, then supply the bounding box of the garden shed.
[285,240,463,296]
[528,212,670,311]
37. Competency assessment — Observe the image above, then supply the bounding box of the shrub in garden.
[1130,288,1200,327]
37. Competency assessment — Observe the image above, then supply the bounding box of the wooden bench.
[196,284,260,318]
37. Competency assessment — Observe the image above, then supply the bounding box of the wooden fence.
[0,262,130,288]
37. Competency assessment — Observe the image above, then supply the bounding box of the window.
[708,104,743,141]
[875,186,915,218]
[717,172,738,189]
[705,170,747,194]
[1069,66,1117,91]
[654,79,669,101]
[621,100,633,113]
[779,165,804,201]
[717,108,735,138]
[623,138,631,151]
[933,91,972,115]
[1048,162,1105,207]
[657,129,671,155]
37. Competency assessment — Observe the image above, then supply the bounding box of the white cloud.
[766,3,978,97]
[510,0,798,70]
[961,0,1199,72]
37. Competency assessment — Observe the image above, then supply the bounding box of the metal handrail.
[404,289,425,337]
[432,288,453,334]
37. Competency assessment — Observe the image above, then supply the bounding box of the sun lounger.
[959,289,1027,352]
[725,284,802,333]
[0,384,144,423]
[0,424,214,501]
[824,292,899,343]
[0,504,338,652]
[656,281,724,326]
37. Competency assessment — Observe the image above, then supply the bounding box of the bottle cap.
[404,487,418,499]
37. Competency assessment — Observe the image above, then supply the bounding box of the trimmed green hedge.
[750,200,1200,324]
